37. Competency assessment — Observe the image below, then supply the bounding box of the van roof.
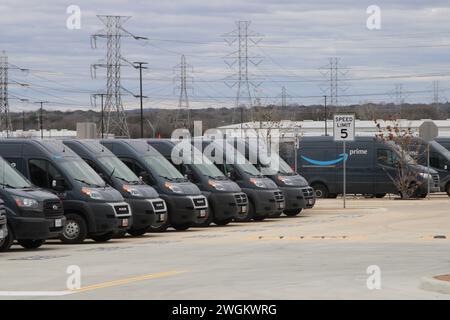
[0,139,78,157]
[64,139,114,157]
[103,139,160,155]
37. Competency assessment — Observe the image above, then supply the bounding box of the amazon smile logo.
[301,153,349,166]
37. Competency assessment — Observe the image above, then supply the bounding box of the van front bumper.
[162,195,208,226]
[280,186,316,210]
[7,215,66,240]
[126,198,167,231]
[87,202,132,235]
[0,216,7,240]
[208,192,248,222]
[242,188,285,218]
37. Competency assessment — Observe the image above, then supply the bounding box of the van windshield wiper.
[159,175,174,181]
[74,178,102,188]
[114,176,131,183]
[0,182,17,189]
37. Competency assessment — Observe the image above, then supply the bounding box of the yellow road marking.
[70,270,186,294]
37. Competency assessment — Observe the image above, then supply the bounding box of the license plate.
[159,213,165,222]
[199,209,206,218]
[54,219,62,228]
[121,219,129,227]
[278,202,284,209]
[240,206,247,213]
[308,199,314,205]
[0,229,4,239]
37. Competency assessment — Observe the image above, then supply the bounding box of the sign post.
[333,113,355,208]
[419,121,439,199]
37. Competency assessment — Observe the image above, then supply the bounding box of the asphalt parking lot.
[1,196,449,300]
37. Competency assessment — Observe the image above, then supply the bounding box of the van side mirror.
[52,177,65,192]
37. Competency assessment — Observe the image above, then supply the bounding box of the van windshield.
[191,153,225,178]
[143,155,186,181]
[0,159,32,189]
[260,153,294,175]
[220,142,261,176]
[430,141,450,161]
[59,158,106,187]
[98,156,140,184]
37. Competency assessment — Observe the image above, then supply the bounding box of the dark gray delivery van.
[63,139,168,235]
[196,139,285,221]
[288,136,440,198]
[227,138,315,217]
[100,139,208,231]
[148,139,248,226]
[0,139,132,244]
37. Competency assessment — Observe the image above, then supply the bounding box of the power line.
[174,55,193,131]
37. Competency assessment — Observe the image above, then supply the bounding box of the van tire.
[128,228,148,237]
[148,221,169,233]
[446,184,450,197]
[253,215,266,221]
[214,217,233,226]
[91,232,114,242]
[284,209,302,217]
[375,193,386,198]
[172,223,191,231]
[235,200,254,222]
[312,183,329,199]
[0,225,13,252]
[269,212,282,218]
[18,239,45,250]
[60,213,88,244]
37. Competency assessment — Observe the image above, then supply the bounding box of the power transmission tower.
[0,51,12,135]
[319,57,350,107]
[91,15,147,138]
[432,81,441,105]
[174,55,193,130]
[223,21,263,123]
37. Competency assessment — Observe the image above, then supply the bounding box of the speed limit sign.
[333,113,355,209]
[333,114,355,141]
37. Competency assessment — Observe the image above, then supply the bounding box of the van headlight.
[208,180,226,191]
[14,196,39,209]
[419,173,431,179]
[122,185,143,197]
[164,182,183,194]
[249,178,268,188]
[277,176,295,186]
[81,187,104,200]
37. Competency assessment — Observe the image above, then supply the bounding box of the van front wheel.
[18,239,45,250]
[60,213,88,244]
[446,184,450,197]
[312,183,329,199]
[0,225,14,252]
[284,209,302,217]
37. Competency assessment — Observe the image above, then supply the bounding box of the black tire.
[91,232,114,242]
[312,183,329,199]
[18,239,45,250]
[127,228,148,237]
[235,200,254,222]
[148,221,169,233]
[446,184,450,197]
[375,193,386,198]
[269,212,283,218]
[172,223,191,231]
[60,213,88,244]
[284,208,302,217]
[253,215,266,221]
[328,193,338,199]
[0,225,14,252]
[213,217,233,226]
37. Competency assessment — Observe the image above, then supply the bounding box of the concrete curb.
[420,276,450,295]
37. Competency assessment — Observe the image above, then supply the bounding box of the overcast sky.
[1,0,450,112]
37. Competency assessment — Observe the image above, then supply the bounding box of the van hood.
[125,184,159,198]
[90,187,124,202]
[412,164,438,175]
[163,181,202,195]
[7,188,60,202]
[210,179,242,192]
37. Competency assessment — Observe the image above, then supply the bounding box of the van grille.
[43,200,64,217]
[234,193,248,205]
[432,174,440,188]
[191,196,207,209]
[302,187,315,199]
[151,200,167,213]
[274,191,284,202]
[114,204,131,217]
